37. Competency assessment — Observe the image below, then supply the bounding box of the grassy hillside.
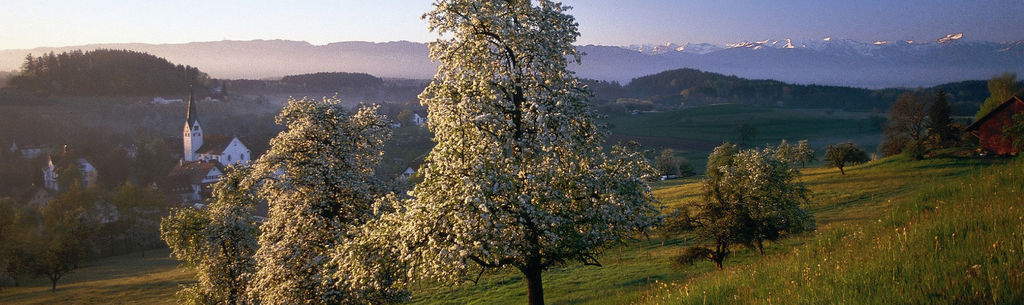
[634,156,1024,304]
[0,249,192,305]
[1,155,1013,304]
[406,156,1011,304]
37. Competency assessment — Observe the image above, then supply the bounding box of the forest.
[5,49,211,96]
[586,68,1022,115]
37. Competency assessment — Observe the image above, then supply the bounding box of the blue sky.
[1,0,1022,50]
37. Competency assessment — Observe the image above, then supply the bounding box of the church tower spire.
[186,83,197,125]
[183,83,204,161]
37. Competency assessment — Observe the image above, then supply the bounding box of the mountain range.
[1,33,1021,89]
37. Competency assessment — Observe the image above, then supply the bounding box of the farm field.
[604,104,884,173]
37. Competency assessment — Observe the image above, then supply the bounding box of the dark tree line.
[584,68,1022,114]
[229,72,428,104]
[7,49,209,96]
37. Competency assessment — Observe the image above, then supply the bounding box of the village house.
[400,166,416,179]
[413,113,427,126]
[10,141,54,159]
[42,150,99,192]
[966,95,1024,155]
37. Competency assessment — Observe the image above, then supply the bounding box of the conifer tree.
[928,89,954,147]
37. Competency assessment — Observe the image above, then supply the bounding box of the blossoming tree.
[340,1,661,304]
[245,97,398,304]
[160,165,259,305]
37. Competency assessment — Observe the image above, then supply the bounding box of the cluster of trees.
[228,73,429,106]
[160,2,659,305]
[279,72,384,91]
[6,49,211,96]
[879,89,963,158]
[665,142,815,268]
[775,139,816,167]
[654,149,694,178]
[880,73,1023,158]
[0,183,169,291]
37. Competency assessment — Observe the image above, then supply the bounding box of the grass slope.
[408,156,1010,304]
[633,156,1024,304]
[2,156,1014,304]
[0,249,193,305]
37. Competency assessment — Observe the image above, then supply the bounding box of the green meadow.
[2,105,1018,304]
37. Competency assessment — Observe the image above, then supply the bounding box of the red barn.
[966,95,1024,155]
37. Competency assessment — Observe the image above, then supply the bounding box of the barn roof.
[966,95,1024,131]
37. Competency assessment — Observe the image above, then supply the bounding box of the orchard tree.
[33,186,98,292]
[339,2,660,305]
[161,165,259,305]
[245,97,400,305]
[795,140,815,167]
[775,139,815,168]
[774,139,795,164]
[824,142,869,175]
[679,144,813,268]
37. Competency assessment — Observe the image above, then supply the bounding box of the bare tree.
[881,91,930,158]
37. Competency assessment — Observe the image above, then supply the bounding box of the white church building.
[160,86,251,204]
[182,88,250,166]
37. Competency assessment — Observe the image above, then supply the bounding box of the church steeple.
[183,83,203,162]
[185,83,198,125]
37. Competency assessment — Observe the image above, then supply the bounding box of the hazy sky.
[2,0,1023,50]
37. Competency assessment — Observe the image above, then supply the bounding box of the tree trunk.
[50,278,57,292]
[523,265,545,305]
[757,239,765,256]
[838,165,845,175]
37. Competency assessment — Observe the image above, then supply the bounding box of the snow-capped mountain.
[645,33,972,56]
[0,33,1021,88]
[624,42,722,55]
[589,33,1023,88]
